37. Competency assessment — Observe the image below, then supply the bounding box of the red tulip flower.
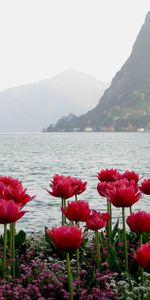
[47,174,75,199]
[86,210,110,267]
[102,212,112,223]
[135,242,150,269]
[47,225,82,250]
[62,200,90,222]
[47,225,83,299]
[0,199,27,224]
[0,177,32,280]
[109,178,135,189]
[97,180,118,198]
[97,168,121,182]
[97,181,109,197]
[121,170,139,184]
[71,177,87,195]
[107,179,141,207]
[0,176,35,206]
[126,210,150,233]
[106,178,141,271]
[139,179,150,195]
[86,210,110,231]
[97,179,139,205]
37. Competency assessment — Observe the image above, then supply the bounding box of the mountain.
[47,11,150,132]
[0,70,109,131]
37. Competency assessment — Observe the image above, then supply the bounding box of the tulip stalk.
[61,198,66,225]
[10,223,13,276]
[122,207,128,272]
[10,223,13,253]
[3,223,7,279]
[107,199,111,244]
[95,229,101,267]
[109,202,112,233]
[12,222,16,278]
[75,221,80,277]
[66,251,73,300]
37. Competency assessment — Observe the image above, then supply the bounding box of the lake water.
[0,132,150,233]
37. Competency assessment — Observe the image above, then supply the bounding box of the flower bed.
[0,170,150,299]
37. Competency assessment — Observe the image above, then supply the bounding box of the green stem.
[66,252,73,300]
[95,230,101,267]
[64,199,66,224]
[10,223,13,253]
[10,223,14,277]
[106,199,110,240]
[109,201,112,233]
[75,221,80,277]
[75,194,77,202]
[3,223,7,279]
[129,206,132,214]
[122,207,128,272]
[12,222,16,278]
[61,198,65,225]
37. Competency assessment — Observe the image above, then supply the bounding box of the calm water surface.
[0,132,150,233]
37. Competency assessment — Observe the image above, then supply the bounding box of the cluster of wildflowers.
[0,246,118,299]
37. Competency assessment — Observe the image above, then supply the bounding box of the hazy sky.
[0,0,150,91]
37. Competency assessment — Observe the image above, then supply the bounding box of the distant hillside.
[0,69,109,131]
[47,11,150,132]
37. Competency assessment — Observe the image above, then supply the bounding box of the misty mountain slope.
[50,11,150,131]
[0,69,109,131]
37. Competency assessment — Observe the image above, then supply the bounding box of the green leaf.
[80,237,88,251]
[45,226,52,244]
[107,245,122,273]
[142,232,150,243]
[99,230,106,246]
[15,230,26,248]
[111,218,119,241]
